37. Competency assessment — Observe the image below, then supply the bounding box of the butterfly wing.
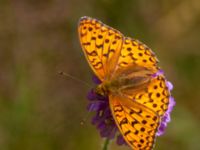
[78,16,123,81]
[122,74,170,117]
[110,36,169,117]
[79,17,159,80]
[109,94,160,150]
[112,37,159,78]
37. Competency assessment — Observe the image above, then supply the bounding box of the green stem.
[102,138,110,150]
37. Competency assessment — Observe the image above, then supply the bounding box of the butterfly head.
[94,81,110,96]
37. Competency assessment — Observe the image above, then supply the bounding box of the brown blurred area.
[0,0,200,150]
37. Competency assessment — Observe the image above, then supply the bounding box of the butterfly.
[78,16,171,150]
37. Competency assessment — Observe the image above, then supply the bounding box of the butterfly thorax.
[95,66,155,96]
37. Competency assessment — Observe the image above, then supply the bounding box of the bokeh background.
[0,0,200,150]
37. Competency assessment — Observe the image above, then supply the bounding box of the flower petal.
[116,135,127,145]
[156,122,167,136]
[152,69,164,78]
[156,96,175,136]
[87,89,97,101]
[92,75,102,84]
[166,81,173,91]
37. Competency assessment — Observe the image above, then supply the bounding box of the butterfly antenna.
[58,71,91,88]
[80,109,92,126]
[59,71,93,125]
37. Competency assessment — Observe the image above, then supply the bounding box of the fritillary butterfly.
[78,16,172,150]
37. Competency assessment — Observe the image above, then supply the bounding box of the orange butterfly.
[78,16,174,150]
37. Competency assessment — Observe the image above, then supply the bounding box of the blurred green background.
[0,0,200,150]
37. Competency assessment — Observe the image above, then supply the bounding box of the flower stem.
[102,138,110,150]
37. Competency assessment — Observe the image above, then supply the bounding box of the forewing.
[109,95,160,150]
[113,37,159,77]
[78,16,123,81]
